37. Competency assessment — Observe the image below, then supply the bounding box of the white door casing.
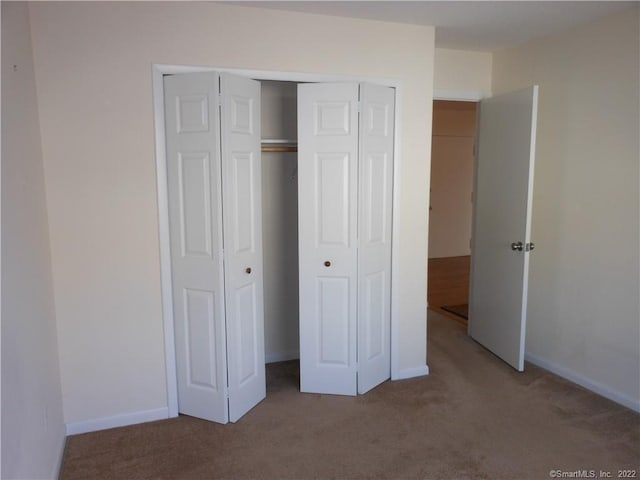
[220,73,266,422]
[156,66,407,419]
[357,83,395,394]
[469,85,539,371]
[164,72,229,423]
[298,83,359,395]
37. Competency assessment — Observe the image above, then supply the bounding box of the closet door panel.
[230,152,256,253]
[358,83,395,394]
[317,277,350,365]
[298,83,359,395]
[317,152,350,246]
[234,282,258,384]
[220,72,266,422]
[164,72,228,424]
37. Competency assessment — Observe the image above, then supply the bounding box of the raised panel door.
[164,72,228,423]
[298,83,359,395]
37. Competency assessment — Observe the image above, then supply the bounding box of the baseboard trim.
[525,353,640,413]
[392,364,430,381]
[265,350,299,364]
[65,407,169,436]
[52,429,67,479]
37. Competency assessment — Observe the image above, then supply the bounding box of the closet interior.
[260,81,300,385]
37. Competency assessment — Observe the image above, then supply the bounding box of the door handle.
[511,241,523,252]
[526,242,535,252]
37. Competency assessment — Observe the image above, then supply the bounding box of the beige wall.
[1,3,66,477]
[434,48,492,98]
[492,7,640,409]
[28,2,434,426]
[428,102,476,258]
[261,81,300,362]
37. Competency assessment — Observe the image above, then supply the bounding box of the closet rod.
[261,138,298,153]
[262,145,298,153]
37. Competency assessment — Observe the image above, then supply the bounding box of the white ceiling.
[234,1,637,51]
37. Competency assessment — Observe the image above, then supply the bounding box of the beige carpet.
[60,310,639,479]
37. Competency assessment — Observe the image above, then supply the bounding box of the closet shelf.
[261,139,298,153]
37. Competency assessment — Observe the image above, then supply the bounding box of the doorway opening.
[428,86,539,373]
[427,100,478,325]
[153,65,405,421]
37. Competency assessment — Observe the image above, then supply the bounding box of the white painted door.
[469,86,538,371]
[164,72,228,423]
[357,83,394,394]
[298,83,359,395]
[219,73,266,421]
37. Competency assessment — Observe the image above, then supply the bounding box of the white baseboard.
[52,429,66,479]
[265,350,299,364]
[65,407,169,436]
[525,353,640,413]
[392,364,430,381]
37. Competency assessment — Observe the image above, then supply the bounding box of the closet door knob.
[245,267,252,274]
[324,261,331,267]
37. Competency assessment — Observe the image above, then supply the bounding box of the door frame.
[429,89,485,323]
[153,64,404,417]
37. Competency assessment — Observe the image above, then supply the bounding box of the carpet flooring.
[60,310,639,479]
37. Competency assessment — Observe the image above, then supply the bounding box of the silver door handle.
[526,242,535,252]
[511,241,523,251]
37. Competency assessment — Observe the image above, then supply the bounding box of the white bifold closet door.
[219,73,265,422]
[357,84,395,394]
[164,71,265,424]
[298,82,394,396]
